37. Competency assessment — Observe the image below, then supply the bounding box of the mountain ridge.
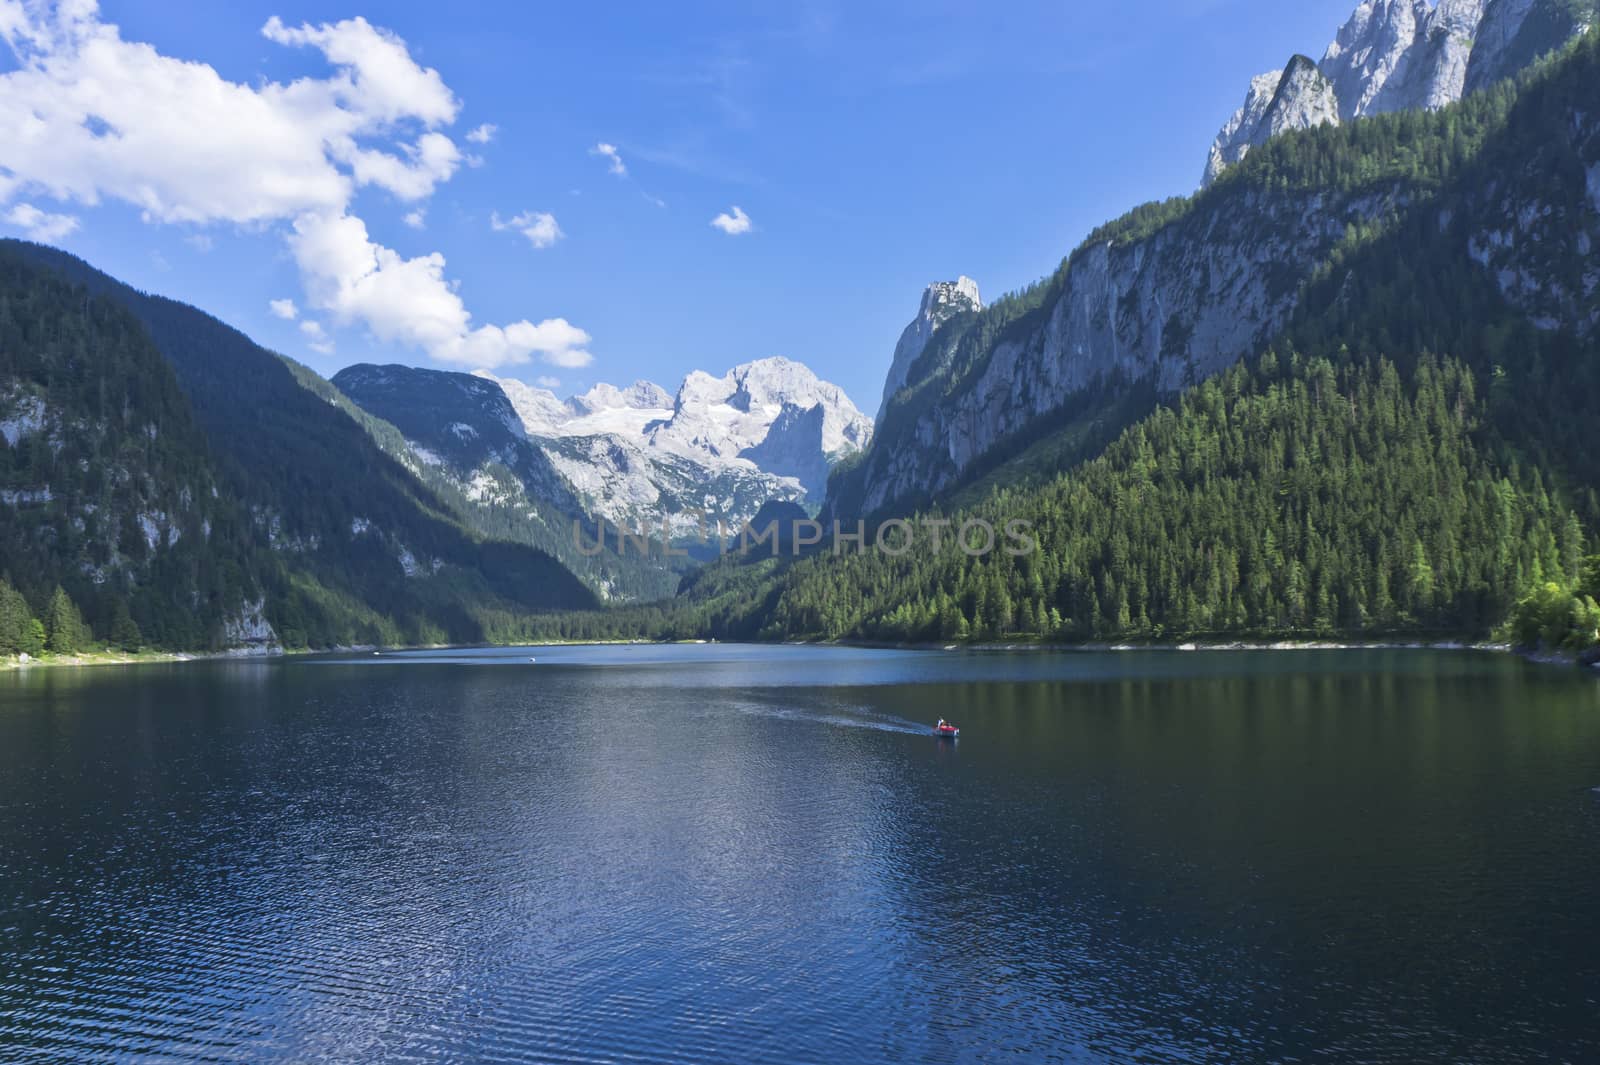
[1204,0,1596,185]
[470,356,872,537]
[828,28,1600,525]
[1,239,598,649]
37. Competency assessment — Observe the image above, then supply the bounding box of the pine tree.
[0,580,40,655]
[45,587,89,655]
[110,601,142,653]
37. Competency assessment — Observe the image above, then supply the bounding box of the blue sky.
[0,0,1359,410]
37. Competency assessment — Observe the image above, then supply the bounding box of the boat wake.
[732,700,930,736]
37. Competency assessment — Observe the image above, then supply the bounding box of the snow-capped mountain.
[478,357,872,536]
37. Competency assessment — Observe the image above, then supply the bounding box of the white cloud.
[591,142,626,176]
[290,210,591,368]
[338,130,461,202]
[491,209,563,249]
[466,122,496,144]
[299,318,335,354]
[269,297,299,320]
[184,232,213,252]
[260,15,458,127]
[536,375,560,388]
[710,205,752,235]
[402,208,426,229]
[0,7,461,224]
[0,3,595,373]
[3,202,79,241]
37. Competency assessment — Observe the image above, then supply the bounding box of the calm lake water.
[1,645,1598,1063]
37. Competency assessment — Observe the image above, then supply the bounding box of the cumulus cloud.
[466,123,496,144]
[710,205,752,235]
[402,208,426,229]
[260,15,458,127]
[269,297,299,320]
[591,142,626,176]
[0,2,593,372]
[0,7,461,223]
[291,210,591,367]
[491,209,563,249]
[536,375,560,388]
[3,202,79,241]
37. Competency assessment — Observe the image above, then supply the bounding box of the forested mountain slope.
[0,248,268,651]
[833,30,1600,524]
[556,353,1587,646]
[539,36,1600,650]
[2,241,595,650]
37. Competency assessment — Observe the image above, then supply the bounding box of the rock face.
[1206,56,1340,184]
[846,180,1415,517]
[221,598,281,655]
[1203,0,1594,184]
[1467,0,1597,91]
[840,39,1600,521]
[877,277,982,421]
[478,357,872,537]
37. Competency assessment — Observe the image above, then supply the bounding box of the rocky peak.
[922,276,982,317]
[1319,0,1432,119]
[1204,69,1287,184]
[655,356,872,465]
[572,380,673,416]
[876,276,983,421]
[1266,56,1341,139]
[1203,0,1590,186]
[468,357,872,531]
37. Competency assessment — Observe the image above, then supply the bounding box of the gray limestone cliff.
[877,277,982,422]
[837,38,1600,521]
[1206,56,1340,184]
[1204,0,1593,185]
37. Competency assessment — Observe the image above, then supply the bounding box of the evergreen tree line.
[0,579,116,656]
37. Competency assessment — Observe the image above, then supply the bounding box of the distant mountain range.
[475,358,870,536]
[332,357,872,553]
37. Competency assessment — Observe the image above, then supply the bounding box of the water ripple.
[0,646,1597,1062]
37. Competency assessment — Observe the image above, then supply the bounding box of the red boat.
[934,720,960,738]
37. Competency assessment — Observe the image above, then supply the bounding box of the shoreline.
[5,636,1591,672]
[1,646,284,671]
[0,636,682,671]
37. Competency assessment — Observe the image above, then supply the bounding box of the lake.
[1,645,1597,1062]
